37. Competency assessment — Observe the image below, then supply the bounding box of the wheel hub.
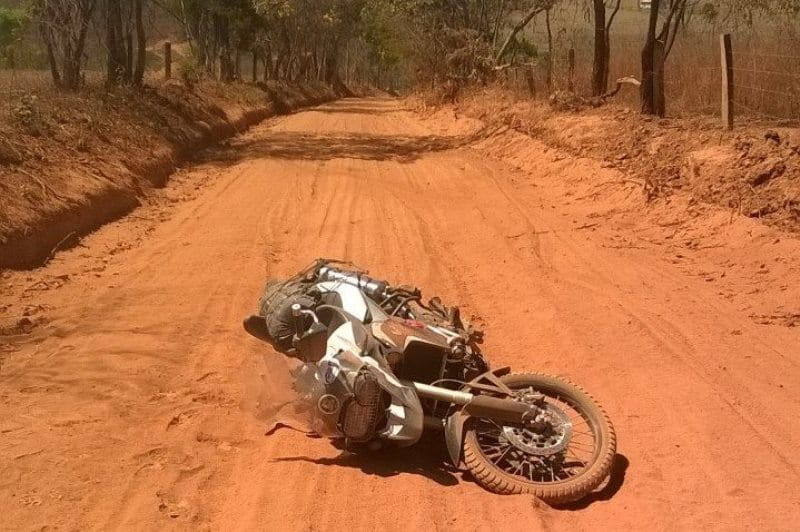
[502,403,573,456]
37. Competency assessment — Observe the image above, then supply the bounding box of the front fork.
[404,381,543,425]
[404,368,538,468]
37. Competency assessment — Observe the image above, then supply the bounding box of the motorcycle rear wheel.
[463,373,616,504]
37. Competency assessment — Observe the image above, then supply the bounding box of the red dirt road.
[2,98,800,531]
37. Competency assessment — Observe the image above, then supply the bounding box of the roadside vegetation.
[0,0,798,268]
[2,2,799,115]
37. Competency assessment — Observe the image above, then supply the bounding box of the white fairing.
[325,321,361,357]
[316,282,369,321]
[317,314,424,446]
[362,357,424,445]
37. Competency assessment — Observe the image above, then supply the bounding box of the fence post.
[525,64,536,98]
[252,51,258,82]
[164,42,172,80]
[720,33,734,129]
[568,48,575,92]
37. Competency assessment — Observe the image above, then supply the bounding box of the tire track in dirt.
[2,97,800,531]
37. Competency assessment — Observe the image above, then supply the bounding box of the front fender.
[445,408,469,468]
[443,366,513,468]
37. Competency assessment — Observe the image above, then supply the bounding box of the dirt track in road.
[2,98,800,531]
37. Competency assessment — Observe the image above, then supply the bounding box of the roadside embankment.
[0,80,339,269]
[411,87,800,234]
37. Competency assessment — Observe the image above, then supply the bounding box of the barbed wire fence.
[2,14,799,129]
[497,31,799,127]
[728,47,800,124]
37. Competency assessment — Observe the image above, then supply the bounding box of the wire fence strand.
[731,52,800,61]
[734,84,797,98]
[733,98,796,121]
[731,67,800,80]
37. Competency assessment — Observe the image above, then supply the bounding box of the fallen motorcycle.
[243,259,616,503]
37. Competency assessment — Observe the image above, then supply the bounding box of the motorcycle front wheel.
[463,373,616,504]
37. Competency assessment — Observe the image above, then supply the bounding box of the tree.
[640,0,689,116]
[104,0,149,86]
[34,0,97,91]
[495,0,557,64]
[134,0,147,85]
[0,7,28,69]
[591,0,621,96]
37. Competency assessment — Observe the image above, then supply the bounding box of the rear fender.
[443,366,513,468]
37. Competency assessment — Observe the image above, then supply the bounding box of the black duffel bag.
[258,279,317,352]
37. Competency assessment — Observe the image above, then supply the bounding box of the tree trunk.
[37,0,96,91]
[274,50,285,80]
[324,44,339,85]
[652,39,666,116]
[39,21,62,88]
[640,0,661,114]
[216,15,233,81]
[133,0,146,85]
[125,31,134,80]
[106,0,126,85]
[545,9,553,89]
[495,0,552,63]
[64,4,93,91]
[591,0,608,96]
[234,49,242,80]
[603,0,622,94]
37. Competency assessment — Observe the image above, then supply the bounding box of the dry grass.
[496,4,800,123]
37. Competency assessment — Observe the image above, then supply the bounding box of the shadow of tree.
[202,130,485,165]
[309,104,394,115]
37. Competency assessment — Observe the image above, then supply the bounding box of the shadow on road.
[309,104,392,115]
[274,441,629,502]
[551,453,630,511]
[203,130,485,165]
[273,435,460,487]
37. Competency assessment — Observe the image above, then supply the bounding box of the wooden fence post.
[568,48,575,92]
[525,64,536,98]
[720,33,734,129]
[164,42,172,80]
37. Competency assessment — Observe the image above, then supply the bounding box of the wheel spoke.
[572,418,590,428]
[491,445,513,465]
[471,378,607,490]
[565,451,587,469]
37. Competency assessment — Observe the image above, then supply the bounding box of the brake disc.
[502,403,573,456]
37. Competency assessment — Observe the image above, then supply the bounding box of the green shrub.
[0,7,27,63]
[178,53,205,88]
